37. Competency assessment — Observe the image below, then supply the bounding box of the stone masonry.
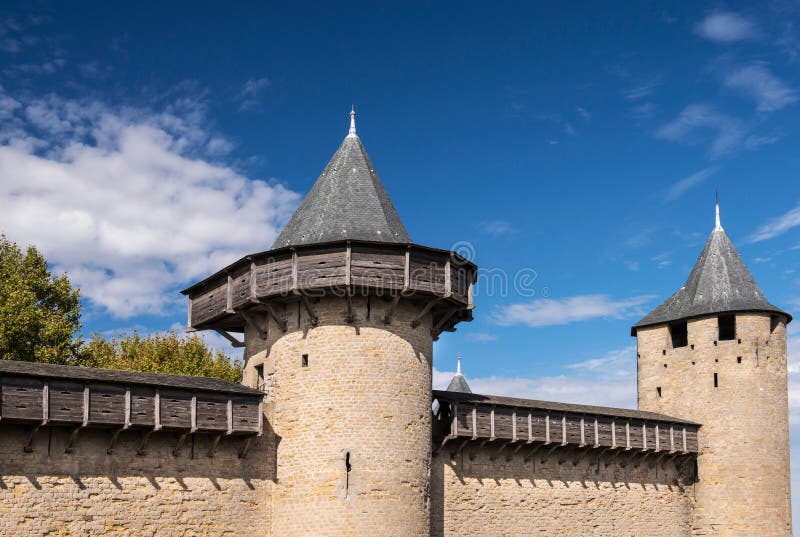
[242,295,434,537]
[637,313,791,536]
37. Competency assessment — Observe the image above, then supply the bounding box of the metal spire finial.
[456,353,462,375]
[347,106,357,138]
[715,187,723,231]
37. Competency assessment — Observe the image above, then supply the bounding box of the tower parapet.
[183,110,476,537]
[633,203,792,536]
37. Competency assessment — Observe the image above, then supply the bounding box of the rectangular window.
[713,372,718,388]
[656,387,662,398]
[718,314,736,341]
[669,320,688,348]
[255,364,265,391]
[301,353,309,367]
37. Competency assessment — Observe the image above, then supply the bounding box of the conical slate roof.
[632,207,790,334]
[272,110,410,249]
[445,356,472,393]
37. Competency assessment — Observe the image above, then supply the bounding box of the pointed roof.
[445,355,472,393]
[272,109,411,249]
[632,204,790,334]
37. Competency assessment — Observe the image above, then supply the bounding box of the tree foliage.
[0,234,242,382]
[0,235,82,363]
[78,332,243,382]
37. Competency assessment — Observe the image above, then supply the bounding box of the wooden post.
[345,242,352,286]
[471,406,477,440]
[124,388,131,428]
[561,415,567,445]
[444,256,451,298]
[250,259,257,299]
[682,426,687,453]
[655,423,660,451]
[625,421,631,449]
[190,395,197,433]
[594,418,599,447]
[403,247,410,292]
[226,273,233,312]
[490,407,495,440]
[611,419,616,448]
[670,425,675,452]
[580,417,585,446]
[452,404,458,436]
[258,399,264,436]
[527,412,533,442]
[545,414,550,444]
[226,398,233,435]
[643,423,647,450]
[154,389,161,431]
[42,382,49,424]
[83,385,89,427]
[291,249,298,291]
[512,409,517,442]
[187,297,193,329]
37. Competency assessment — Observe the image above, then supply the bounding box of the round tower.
[633,203,792,536]
[183,110,476,536]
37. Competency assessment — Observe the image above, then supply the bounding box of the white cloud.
[695,12,759,43]
[576,106,590,121]
[0,89,300,318]
[238,77,270,111]
[480,219,515,236]
[465,332,498,343]
[666,166,717,201]
[433,345,637,408]
[656,104,745,157]
[623,77,662,101]
[749,203,800,242]
[724,64,798,112]
[491,294,655,328]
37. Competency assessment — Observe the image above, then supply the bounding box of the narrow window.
[656,387,662,398]
[737,356,742,364]
[713,373,718,388]
[345,452,352,495]
[301,353,309,367]
[718,314,736,341]
[669,320,688,348]
[255,364,265,391]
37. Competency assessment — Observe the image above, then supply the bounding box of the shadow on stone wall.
[430,443,696,537]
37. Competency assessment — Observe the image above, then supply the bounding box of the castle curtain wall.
[0,426,274,536]
[430,446,694,537]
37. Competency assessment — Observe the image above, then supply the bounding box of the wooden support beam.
[207,434,223,458]
[64,425,82,454]
[83,385,90,426]
[561,415,567,446]
[682,426,688,453]
[154,389,162,431]
[239,310,267,340]
[451,403,458,437]
[580,417,586,447]
[300,295,319,326]
[251,301,287,332]
[383,294,402,325]
[444,257,452,298]
[670,425,675,452]
[137,430,155,456]
[173,432,189,457]
[611,419,616,448]
[227,273,233,312]
[431,308,458,336]
[655,423,660,452]
[643,423,648,451]
[402,247,410,292]
[528,411,533,442]
[411,298,440,328]
[215,329,245,348]
[490,407,495,440]
[625,421,631,450]
[249,258,257,299]
[524,443,543,463]
[291,249,298,291]
[226,398,233,435]
[190,395,198,433]
[239,436,254,459]
[23,424,42,453]
[512,409,517,442]
[107,426,127,455]
[594,417,600,448]
[124,388,131,429]
[545,414,551,444]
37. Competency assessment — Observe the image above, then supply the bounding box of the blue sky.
[2,0,800,523]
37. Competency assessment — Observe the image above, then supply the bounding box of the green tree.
[0,235,82,363]
[78,331,243,382]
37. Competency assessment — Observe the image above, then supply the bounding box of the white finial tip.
[347,106,357,138]
[715,202,723,230]
[456,354,462,375]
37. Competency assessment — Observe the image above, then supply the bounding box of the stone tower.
[633,203,792,536]
[182,110,476,536]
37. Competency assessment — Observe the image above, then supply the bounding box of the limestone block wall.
[637,313,791,536]
[0,425,274,536]
[430,444,695,537]
[243,294,434,537]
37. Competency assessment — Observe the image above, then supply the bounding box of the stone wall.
[637,313,792,536]
[0,425,273,536]
[430,444,695,537]
[243,294,434,537]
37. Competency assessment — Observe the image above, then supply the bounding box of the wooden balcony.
[433,390,700,459]
[182,240,477,339]
[0,360,263,456]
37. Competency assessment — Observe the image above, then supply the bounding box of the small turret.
[445,355,472,393]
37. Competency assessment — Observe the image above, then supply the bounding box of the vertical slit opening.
[656,387,662,398]
[713,373,718,388]
[301,354,309,368]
